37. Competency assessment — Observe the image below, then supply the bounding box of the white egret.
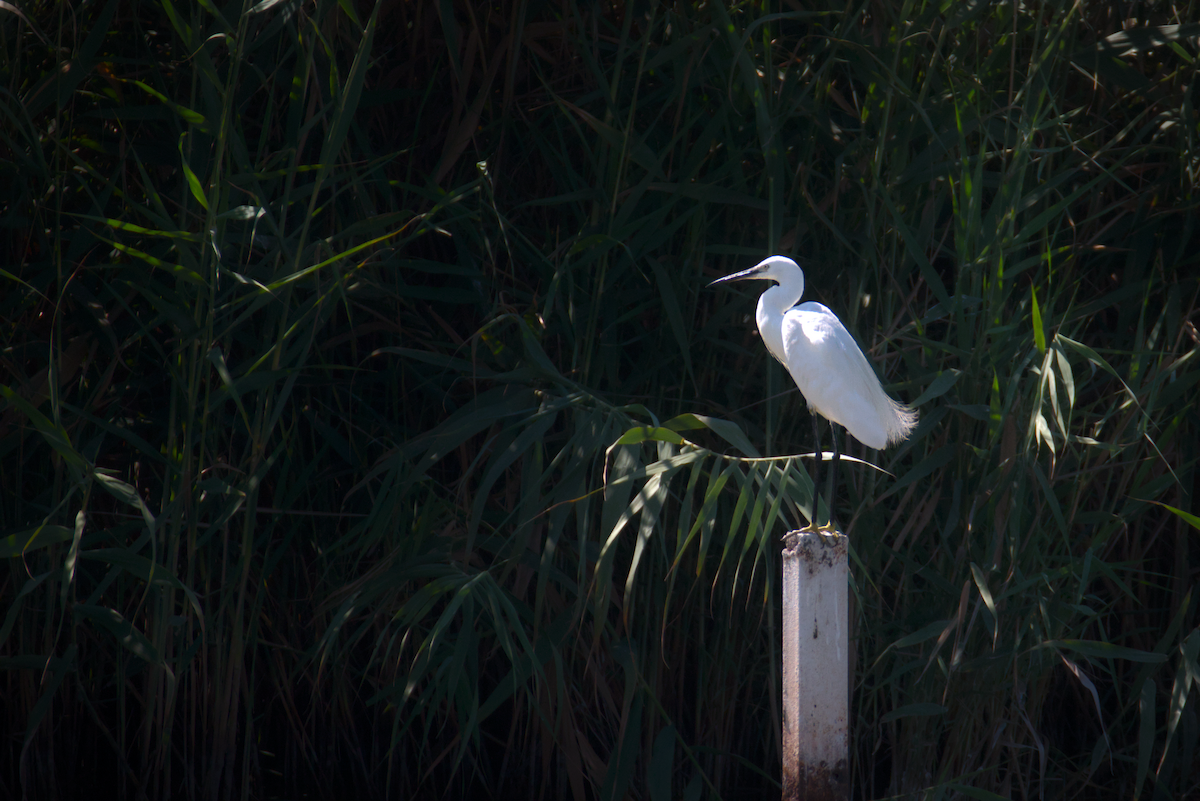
[710,255,916,530]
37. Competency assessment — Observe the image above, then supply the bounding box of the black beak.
[707,263,770,288]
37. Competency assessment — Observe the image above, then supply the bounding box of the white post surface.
[781,531,849,801]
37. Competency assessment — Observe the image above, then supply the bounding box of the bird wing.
[781,303,914,449]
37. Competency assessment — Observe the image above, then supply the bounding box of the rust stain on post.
[782,758,850,801]
[781,531,849,801]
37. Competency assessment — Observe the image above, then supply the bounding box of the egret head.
[708,255,804,289]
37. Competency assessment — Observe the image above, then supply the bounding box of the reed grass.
[2,0,1198,799]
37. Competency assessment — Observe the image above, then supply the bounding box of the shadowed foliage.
[2,0,1199,799]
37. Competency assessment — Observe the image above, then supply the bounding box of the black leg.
[825,421,840,531]
[810,413,821,529]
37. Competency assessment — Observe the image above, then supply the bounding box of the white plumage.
[711,255,916,450]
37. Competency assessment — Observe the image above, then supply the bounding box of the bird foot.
[816,521,841,545]
[792,520,840,544]
[793,521,841,543]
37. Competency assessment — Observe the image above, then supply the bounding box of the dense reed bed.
[2,1,1198,798]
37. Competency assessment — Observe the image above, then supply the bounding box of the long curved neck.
[765,271,804,310]
[755,280,801,365]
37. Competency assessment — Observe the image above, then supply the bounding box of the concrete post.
[781,531,850,801]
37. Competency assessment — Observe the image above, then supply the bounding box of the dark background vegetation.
[2,0,1199,799]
